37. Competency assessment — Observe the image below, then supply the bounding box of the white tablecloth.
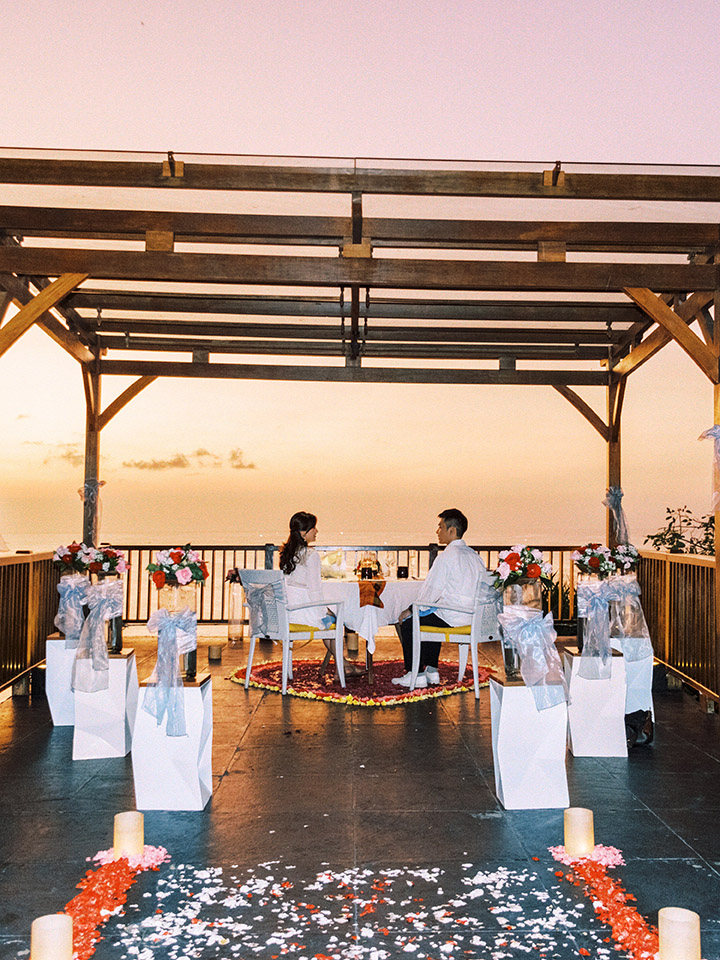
[321,580,423,654]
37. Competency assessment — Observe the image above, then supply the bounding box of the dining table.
[321,577,424,681]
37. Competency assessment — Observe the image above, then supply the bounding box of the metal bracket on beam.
[543,161,565,188]
[161,151,185,179]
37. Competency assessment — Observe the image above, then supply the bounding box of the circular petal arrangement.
[230,658,493,706]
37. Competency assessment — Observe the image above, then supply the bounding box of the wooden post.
[714,274,720,698]
[606,378,624,547]
[82,364,101,546]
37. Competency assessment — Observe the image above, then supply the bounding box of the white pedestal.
[45,634,75,726]
[490,677,569,810]
[564,649,627,757]
[132,673,213,811]
[72,649,138,760]
[611,639,655,716]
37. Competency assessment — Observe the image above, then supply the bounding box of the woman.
[279,511,364,677]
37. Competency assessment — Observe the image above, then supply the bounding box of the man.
[392,508,491,688]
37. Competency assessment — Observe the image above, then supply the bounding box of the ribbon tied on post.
[55,574,89,649]
[72,578,123,693]
[496,610,568,710]
[576,579,612,679]
[143,607,197,737]
[606,575,653,661]
[602,486,630,546]
[699,425,720,510]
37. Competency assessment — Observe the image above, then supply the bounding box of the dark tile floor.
[1,634,719,959]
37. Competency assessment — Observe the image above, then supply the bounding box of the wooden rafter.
[552,385,609,440]
[100,359,608,386]
[0,246,714,292]
[0,272,88,358]
[0,273,94,363]
[2,158,720,201]
[97,376,157,431]
[623,287,718,383]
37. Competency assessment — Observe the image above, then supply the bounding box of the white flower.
[532,549,543,562]
[496,561,511,581]
[156,550,171,565]
[541,562,553,576]
[498,550,509,561]
[511,544,525,554]
[102,561,110,572]
[571,551,581,561]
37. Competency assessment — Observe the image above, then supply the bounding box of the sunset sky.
[1,0,718,551]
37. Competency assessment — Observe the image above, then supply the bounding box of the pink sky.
[1,0,718,550]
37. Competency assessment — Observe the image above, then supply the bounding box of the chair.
[238,570,345,694]
[409,580,502,698]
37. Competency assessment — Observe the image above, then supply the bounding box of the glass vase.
[94,572,123,654]
[227,581,244,645]
[158,582,198,680]
[575,572,600,653]
[500,578,542,679]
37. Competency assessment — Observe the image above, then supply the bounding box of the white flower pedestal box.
[563,647,627,757]
[45,633,76,726]
[490,676,569,810]
[132,673,213,811]
[72,649,139,760]
[611,639,655,716]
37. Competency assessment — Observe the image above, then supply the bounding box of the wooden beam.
[95,335,609,361]
[610,376,626,443]
[2,158,720,201]
[92,320,625,344]
[623,287,718,382]
[0,246,714,291]
[100,358,608,386]
[67,290,642,325]
[0,273,94,363]
[2,204,718,251]
[612,290,714,376]
[0,272,87,358]
[97,376,157,431]
[0,290,11,325]
[552,385,609,440]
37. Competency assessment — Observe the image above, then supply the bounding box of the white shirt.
[283,547,326,628]
[416,539,492,626]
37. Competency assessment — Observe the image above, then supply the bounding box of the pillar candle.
[659,907,701,960]
[31,913,72,960]
[113,810,144,859]
[564,807,595,857]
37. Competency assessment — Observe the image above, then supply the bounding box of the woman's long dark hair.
[279,511,317,575]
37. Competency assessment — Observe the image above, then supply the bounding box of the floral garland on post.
[492,544,553,589]
[572,542,616,578]
[147,545,209,589]
[53,542,93,573]
[53,543,129,576]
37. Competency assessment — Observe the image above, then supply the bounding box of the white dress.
[283,547,327,628]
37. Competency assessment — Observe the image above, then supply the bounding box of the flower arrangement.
[611,543,641,573]
[493,544,553,589]
[147,546,209,589]
[53,541,93,573]
[572,542,615,578]
[53,543,128,576]
[354,555,383,578]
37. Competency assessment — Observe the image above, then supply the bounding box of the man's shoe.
[391,671,428,688]
[423,667,441,685]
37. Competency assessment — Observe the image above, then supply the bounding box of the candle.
[208,643,223,661]
[113,811,144,860]
[564,807,595,857]
[659,907,701,960]
[31,913,72,960]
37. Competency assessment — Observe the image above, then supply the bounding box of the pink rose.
[175,566,193,585]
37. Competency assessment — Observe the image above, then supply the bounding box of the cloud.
[192,448,222,466]
[229,448,256,470]
[42,443,84,467]
[122,453,190,470]
[16,414,29,420]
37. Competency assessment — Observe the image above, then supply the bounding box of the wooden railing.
[638,549,717,699]
[0,552,59,690]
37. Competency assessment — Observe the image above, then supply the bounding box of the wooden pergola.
[0,154,718,588]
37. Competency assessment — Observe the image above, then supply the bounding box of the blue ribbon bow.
[143,607,197,737]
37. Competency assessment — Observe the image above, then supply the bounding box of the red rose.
[589,543,600,550]
[588,556,600,569]
[170,550,184,564]
[526,563,541,578]
[62,554,72,564]
[68,542,81,553]
[199,561,209,579]
[89,561,101,573]
[152,570,166,589]
[505,552,521,571]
